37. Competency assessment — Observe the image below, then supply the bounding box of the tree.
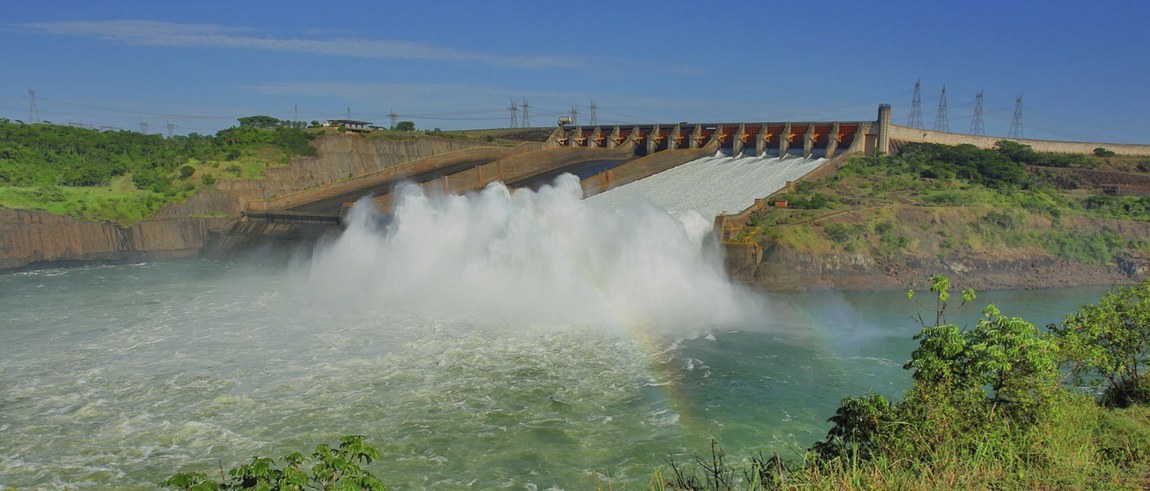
[237,115,283,129]
[393,121,415,132]
[1052,280,1150,407]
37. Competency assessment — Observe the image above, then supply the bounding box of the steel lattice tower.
[1009,95,1024,138]
[588,99,598,126]
[570,105,579,126]
[907,79,923,128]
[28,89,40,123]
[933,85,949,132]
[520,98,530,127]
[508,100,518,128]
[388,111,398,129]
[970,91,985,135]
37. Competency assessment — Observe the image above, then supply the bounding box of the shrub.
[161,435,385,490]
[1052,280,1150,407]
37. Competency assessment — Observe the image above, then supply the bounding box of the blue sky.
[1,0,1147,143]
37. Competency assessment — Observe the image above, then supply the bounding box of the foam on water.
[304,173,761,332]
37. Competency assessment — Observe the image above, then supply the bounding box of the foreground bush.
[160,435,384,490]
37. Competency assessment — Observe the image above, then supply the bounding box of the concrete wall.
[888,124,1150,156]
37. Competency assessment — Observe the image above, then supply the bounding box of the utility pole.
[520,98,530,127]
[933,84,949,132]
[508,99,518,128]
[28,89,40,123]
[1009,95,1024,138]
[907,79,923,128]
[589,99,598,126]
[970,91,985,136]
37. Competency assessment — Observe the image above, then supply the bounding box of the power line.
[970,90,985,136]
[907,79,923,128]
[933,84,949,132]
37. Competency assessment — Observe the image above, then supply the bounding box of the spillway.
[587,153,827,218]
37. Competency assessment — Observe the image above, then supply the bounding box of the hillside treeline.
[0,116,315,192]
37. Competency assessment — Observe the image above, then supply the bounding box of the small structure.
[322,119,373,133]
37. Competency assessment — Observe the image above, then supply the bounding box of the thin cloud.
[19,19,582,69]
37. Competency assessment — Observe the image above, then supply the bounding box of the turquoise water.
[0,261,1110,489]
[0,177,1113,489]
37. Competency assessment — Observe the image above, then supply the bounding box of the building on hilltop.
[322,119,373,133]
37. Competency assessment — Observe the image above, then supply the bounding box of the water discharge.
[306,172,760,332]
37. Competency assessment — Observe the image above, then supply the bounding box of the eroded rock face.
[1,134,491,271]
[0,208,231,270]
[738,243,1149,292]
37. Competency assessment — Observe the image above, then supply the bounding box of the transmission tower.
[28,89,40,123]
[508,100,518,128]
[970,91,985,136]
[520,98,530,127]
[1009,95,1024,138]
[570,105,579,126]
[166,121,176,138]
[933,84,949,132]
[139,119,149,134]
[589,99,598,126]
[388,111,398,129]
[907,79,923,128]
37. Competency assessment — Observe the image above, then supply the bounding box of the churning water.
[0,160,1109,489]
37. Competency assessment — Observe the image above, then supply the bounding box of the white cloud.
[20,20,582,69]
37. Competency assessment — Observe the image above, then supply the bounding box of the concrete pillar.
[589,126,602,147]
[707,125,726,149]
[756,125,770,156]
[608,125,622,149]
[670,124,682,149]
[690,124,704,149]
[647,124,660,155]
[876,104,891,156]
[803,124,815,158]
[733,123,746,156]
[778,122,791,157]
[825,122,841,158]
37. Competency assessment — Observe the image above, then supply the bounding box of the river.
[0,173,1112,489]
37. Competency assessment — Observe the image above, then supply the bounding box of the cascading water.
[3,153,1096,489]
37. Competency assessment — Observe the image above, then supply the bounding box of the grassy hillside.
[0,117,322,225]
[739,142,1150,267]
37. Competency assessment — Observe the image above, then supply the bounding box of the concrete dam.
[214,114,881,255]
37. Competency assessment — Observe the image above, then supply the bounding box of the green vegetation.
[0,117,316,224]
[750,141,1150,264]
[161,435,384,490]
[654,275,1150,490]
